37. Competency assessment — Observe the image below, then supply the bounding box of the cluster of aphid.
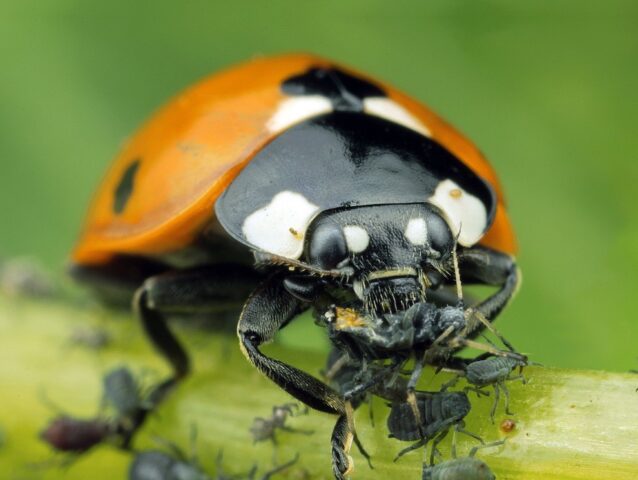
[321,296,530,480]
[62,55,534,478]
[39,366,305,479]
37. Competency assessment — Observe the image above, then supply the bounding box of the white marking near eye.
[428,179,487,247]
[267,96,333,132]
[242,191,320,259]
[343,225,370,253]
[405,218,428,246]
[363,97,432,137]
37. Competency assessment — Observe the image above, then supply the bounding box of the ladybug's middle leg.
[133,264,261,406]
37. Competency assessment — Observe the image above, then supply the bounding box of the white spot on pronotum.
[405,218,428,246]
[363,97,432,137]
[242,191,320,259]
[343,226,370,253]
[428,179,487,247]
[267,96,333,132]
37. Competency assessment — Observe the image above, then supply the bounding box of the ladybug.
[70,54,519,478]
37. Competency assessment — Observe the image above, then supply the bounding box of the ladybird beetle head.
[304,203,456,314]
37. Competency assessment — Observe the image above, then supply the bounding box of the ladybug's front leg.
[238,273,358,479]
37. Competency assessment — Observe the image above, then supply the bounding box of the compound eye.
[426,213,453,254]
[307,222,348,270]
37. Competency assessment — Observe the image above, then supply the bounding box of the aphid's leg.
[323,352,351,382]
[490,384,500,423]
[464,385,490,399]
[468,439,506,457]
[343,358,404,400]
[353,431,374,469]
[440,374,462,392]
[508,372,527,385]
[500,381,515,416]
[368,396,375,427]
[261,453,300,480]
[428,429,449,466]
[455,422,484,445]
[393,437,428,462]
[280,425,314,436]
[149,434,188,462]
[247,465,259,480]
[457,247,520,330]
[429,445,444,465]
[450,426,458,458]
[187,423,198,463]
[215,450,228,477]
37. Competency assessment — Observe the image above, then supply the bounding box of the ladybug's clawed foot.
[331,414,355,480]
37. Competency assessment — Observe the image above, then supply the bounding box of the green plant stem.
[0,294,636,479]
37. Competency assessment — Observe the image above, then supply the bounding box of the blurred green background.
[1,1,637,371]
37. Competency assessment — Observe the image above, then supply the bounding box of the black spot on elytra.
[281,67,386,112]
[113,159,140,214]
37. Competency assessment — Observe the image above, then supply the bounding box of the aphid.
[324,300,523,444]
[387,391,482,463]
[103,367,144,417]
[40,416,112,453]
[129,426,216,480]
[102,366,156,448]
[421,441,504,480]
[68,326,111,350]
[443,355,527,423]
[70,54,520,479]
[250,403,313,444]
[129,450,211,480]
[0,257,56,298]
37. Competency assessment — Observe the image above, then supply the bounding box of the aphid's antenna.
[150,434,187,462]
[468,308,520,355]
[480,333,499,350]
[261,453,300,480]
[451,234,463,306]
[188,423,198,463]
[38,387,65,415]
[450,337,524,361]
[215,449,226,476]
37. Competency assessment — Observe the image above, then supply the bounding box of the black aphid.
[387,391,482,463]
[250,403,313,444]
